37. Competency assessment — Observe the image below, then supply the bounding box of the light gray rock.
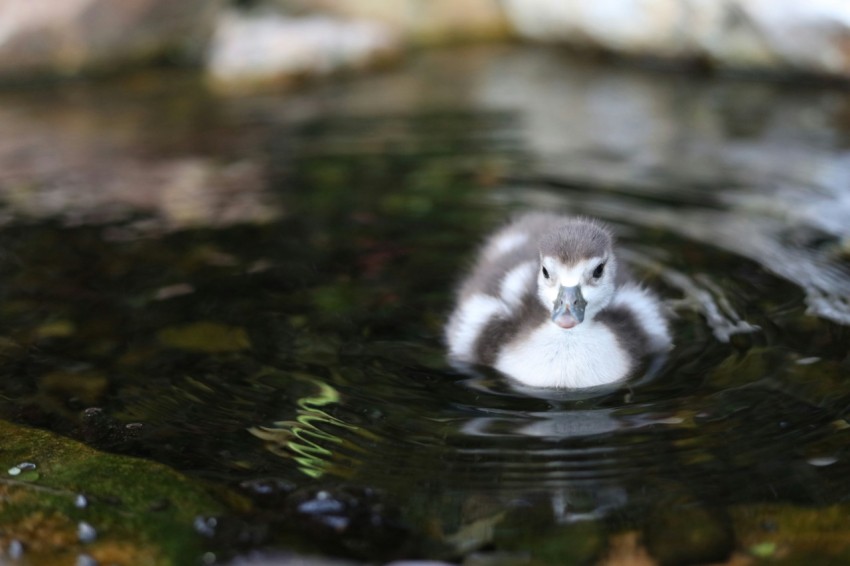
[268,0,510,43]
[0,0,219,79]
[501,0,850,77]
[207,9,401,90]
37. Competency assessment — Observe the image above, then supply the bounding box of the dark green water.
[2,46,850,563]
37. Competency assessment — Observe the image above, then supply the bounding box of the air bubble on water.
[78,521,97,543]
[807,456,839,467]
[194,516,218,537]
[8,462,36,476]
[8,540,24,559]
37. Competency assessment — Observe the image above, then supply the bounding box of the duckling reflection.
[446,213,672,388]
[456,388,682,440]
[452,375,685,524]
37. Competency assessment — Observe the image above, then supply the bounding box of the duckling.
[446,213,671,388]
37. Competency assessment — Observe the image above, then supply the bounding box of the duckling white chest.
[495,321,630,388]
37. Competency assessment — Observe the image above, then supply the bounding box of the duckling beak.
[552,285,586,329]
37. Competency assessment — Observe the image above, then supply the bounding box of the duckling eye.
[542,266,550,279]
[592,263,605,279]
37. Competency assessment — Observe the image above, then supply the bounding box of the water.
[1,46,850,562]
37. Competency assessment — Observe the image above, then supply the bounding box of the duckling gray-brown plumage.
[445,213,671,388]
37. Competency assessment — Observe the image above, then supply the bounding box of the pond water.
[1,46,850,563]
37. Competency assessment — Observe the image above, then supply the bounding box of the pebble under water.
[1,46,850,563]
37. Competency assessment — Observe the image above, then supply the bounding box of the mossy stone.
[0,419,227,565]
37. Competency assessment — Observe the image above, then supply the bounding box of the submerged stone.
[493,500,605,564]
[643,505,734,565]
[731,503,850,562]
[238,478,297,507]
[157,322,252,353]
[40,371,108,406]
[285,486,411,559]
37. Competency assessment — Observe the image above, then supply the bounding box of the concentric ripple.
[1,46,850,542]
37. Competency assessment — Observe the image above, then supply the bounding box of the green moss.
[0,420,225,565]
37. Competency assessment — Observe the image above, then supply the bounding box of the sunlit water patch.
[1,46,850,561]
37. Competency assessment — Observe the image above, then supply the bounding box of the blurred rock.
[0,88,279,232]
[0,0,220,79]
[501,0,850,78]
[274,0,510,44]
[207,9,401,91]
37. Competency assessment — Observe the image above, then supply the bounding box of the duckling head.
[536,220,617,329]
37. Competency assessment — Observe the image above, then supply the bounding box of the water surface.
[1,46,850,562]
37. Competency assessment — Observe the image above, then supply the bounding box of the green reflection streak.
[251,374,370,479]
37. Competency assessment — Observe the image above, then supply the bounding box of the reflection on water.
[250,374,380,480]
[1,46,850,560]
